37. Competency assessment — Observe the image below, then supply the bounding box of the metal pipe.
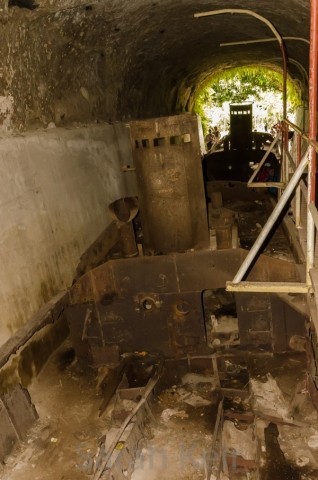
[282,120,289,184]
[247,134,280,185]
[288,58,309,85]
[309,203,318,230]
[195,9,286,45]
[268,56,309,86]
[281,52,288,188]
[220,36,310,47]
[284,119,318,151]
[309,0,318,204]
[232,149,309,283]
[307,0,318,281]
[295,134,302,227]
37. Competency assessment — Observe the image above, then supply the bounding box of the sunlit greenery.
[194,66,302,135]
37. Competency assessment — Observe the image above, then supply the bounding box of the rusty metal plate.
[67,248,304,362]
[2,385,38,441]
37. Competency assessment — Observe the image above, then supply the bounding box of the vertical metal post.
[280,39,288,197]
[295,133,302,228]
[232,150,309,284]
[307,0,318,283]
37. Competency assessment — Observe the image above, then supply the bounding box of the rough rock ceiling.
[1,0,310,131]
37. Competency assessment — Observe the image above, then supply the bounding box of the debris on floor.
[250,373,291,422]
[1,347,318,480]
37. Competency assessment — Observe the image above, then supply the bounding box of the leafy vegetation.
[194,66,302,134]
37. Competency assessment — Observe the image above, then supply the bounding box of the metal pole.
[295,133,302,227]
[307,0,318,283]
[280,44,288,196]
[247,135,280,184]
[232,150,309,283]
[220,37,310,47]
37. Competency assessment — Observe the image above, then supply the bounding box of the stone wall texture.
[0,0,309,133]
[0,122,136,345]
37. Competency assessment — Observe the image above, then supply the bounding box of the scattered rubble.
[250,373,291,422]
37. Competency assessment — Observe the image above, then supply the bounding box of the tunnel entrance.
[196,66,301,183]
[194,65,301,136]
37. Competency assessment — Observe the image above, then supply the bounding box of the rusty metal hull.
[66,248,306,363]
[129,114,209,254]
[235,292,308,352]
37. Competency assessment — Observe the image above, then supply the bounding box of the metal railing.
[226,0,318,294]
[195,1,318,295]
[227,120,318,293]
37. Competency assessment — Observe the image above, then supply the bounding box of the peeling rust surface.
[129,114,209,254]
[67,248,304,362]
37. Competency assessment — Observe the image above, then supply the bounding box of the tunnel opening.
[196,65,302,183]
[194,65,302,136]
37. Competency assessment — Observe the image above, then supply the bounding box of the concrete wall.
[0,122,136,346]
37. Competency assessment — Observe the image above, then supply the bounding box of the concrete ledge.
[0,291,69,392]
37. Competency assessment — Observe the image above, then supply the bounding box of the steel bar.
[205,399,224,480]
[232,149,309,283]
[307,0,318,281]
[289,58,309,85]
[295,134,302,227]
[282,122,289,185]
[300,180,308,201]
[247,134,280,185]
[220,36,310,47]
[226,281,309,293]
[268,56,309,88]
[309,203,318,231]
[284,120,318,152]
[248,182,285,188]
[93,362,163,480]
[286,149,296,172]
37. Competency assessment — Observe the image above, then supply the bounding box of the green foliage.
[194,66,302,134]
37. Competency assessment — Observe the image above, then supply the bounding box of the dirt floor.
[2,341,318,480]
[0,342,107,480]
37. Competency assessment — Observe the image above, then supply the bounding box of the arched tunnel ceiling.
[1,0,310,131]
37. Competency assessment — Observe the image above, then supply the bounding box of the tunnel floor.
[1,340,318,480]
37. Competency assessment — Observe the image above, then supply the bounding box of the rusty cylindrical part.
[211,191,223,209]
[109,197,139,258]
[215,226,232,249]
[129,114,209,254]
